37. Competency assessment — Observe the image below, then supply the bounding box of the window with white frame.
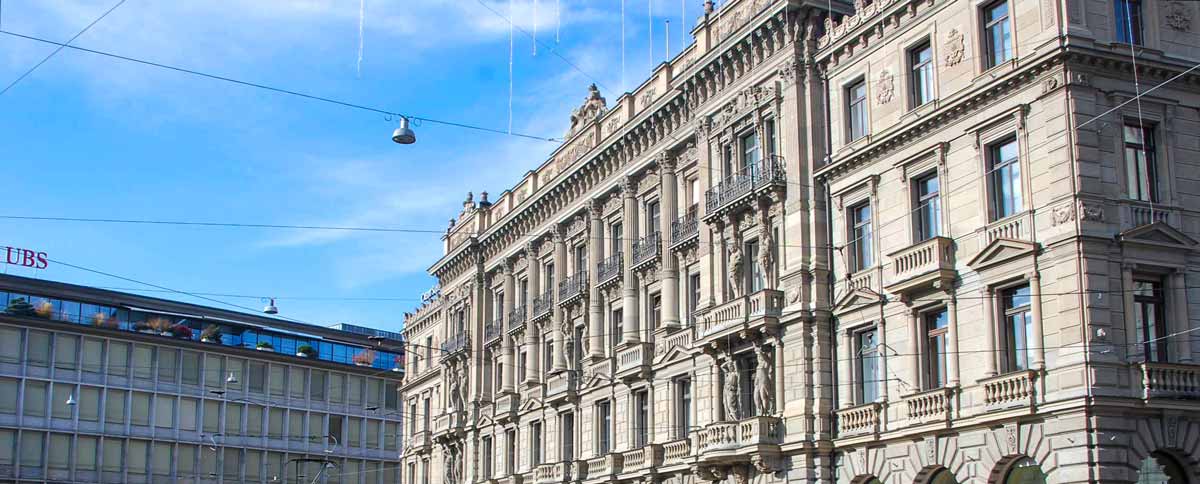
[923,308,949,389]
[1001,284,1034,372]
[856,327,881,404]
[849,201,874,272]
[847,80,868,142]
[676,377,692,438]
[909,40,934,107]
[914,172,942,241]
[596,400,612,454]
[988,136,1022,220]
[983,0,1013,68]
[1124,123,1158,202]
[1133,279,1168,362]
[633,389,649,447]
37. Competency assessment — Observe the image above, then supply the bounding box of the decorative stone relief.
[875,69,895,104]
[925,438,937,464]
[722,359,741,421]
[753,344,773,414]
[1051,202,1075,226]
[1166,2,1193,31]
[1042,74,1061,94]
[1164,415,1180,447]
[778,57,801,87]
[1079,202,1104,222]
[639,88,658,111]
[1004,423,1019,455]
[638,171,661,194]
[567,84,607,138]
[944,28,965,66]
[603,114,624,138]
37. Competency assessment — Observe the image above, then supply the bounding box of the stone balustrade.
[903,387,953,424]
[662,438,691,466]
[981,370,1037,409]
[1139,362,1200,400]
[836,402,881,438]
[695,416,783,456]
[886,236,955,293]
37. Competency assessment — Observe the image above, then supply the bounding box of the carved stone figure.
[443,443,461,484]
[723,359,740,421]
[754,345,773,415]
[448,366,465,415]
[759,218,775,289]
[567,84,608,137]
[727,230,744,298]
[944,28,965,66]
[875,69,895,104]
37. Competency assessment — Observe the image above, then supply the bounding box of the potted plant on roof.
[148,317,173,336]
[255,341,274,352]
[352,349,376,367]
[133,319,155,334]
[171,324,193,340]
[200,324,221,343]
[92,312,117,328]
[296,344,317,358]
[391,355,404,373]
[34,300,54,319]
[3,297,36,317]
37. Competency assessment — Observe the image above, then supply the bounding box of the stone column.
[1172,270,1192,362]
[621,176,641,345]
[588,199,605,359]
[709,351,722,421]
[553,229,568,372]
[908,306,921,392]
[947,294,960,387]
[525,244,541,384]
[1123,264,1137,360]
[839,329,853,406]
[472,272,488,402]
[983,287,998,377]
[659,152,680,329]
[1029,271,1046,370]
[502,262,516,393]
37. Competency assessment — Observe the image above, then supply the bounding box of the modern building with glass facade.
[0,273,405,483]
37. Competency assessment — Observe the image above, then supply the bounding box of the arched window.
[1003,457,1046,484]
[1137,451,1189,484]
[929,469,959,484]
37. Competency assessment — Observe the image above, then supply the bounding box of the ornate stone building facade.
[401,0,1200,484]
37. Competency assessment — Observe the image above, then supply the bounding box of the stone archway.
[988,455,1046,484]
[912,466,960,484]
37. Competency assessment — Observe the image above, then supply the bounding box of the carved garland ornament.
[875,69,895,105]
[1166,2,1193,32]
[944,28,965,66]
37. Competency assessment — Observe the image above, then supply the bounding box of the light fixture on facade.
[65,393,77,406]
[226,372,239,385]
[392,116,416,144]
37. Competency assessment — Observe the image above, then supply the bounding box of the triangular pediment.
[1119,222,1198,249]
[653,345,692,365]
[519,396,542,412]
[967,238,1037,271]
[477,415,494,428]
[834,288,883,313]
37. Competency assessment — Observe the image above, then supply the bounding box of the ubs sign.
[5,246,48,270]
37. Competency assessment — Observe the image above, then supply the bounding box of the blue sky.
[0,0,697,333]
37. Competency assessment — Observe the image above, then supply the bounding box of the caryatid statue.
[723,359,740,421]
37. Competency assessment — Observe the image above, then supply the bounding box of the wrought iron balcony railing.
[507,305,527,333]
[439,332,469,360]
[670,205,699,247]
[483,319,501,344]
[531,290,554,320]
[596,252,623,285]
[704,156,786,216]
[558,270,588,302]
[631,231,661,268]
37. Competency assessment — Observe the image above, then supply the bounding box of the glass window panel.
[20,431,43,466]
[178,444,196,475]
[152,442,171,475]
[223,447,242,479]
[269,408,284,438]
[329,414,344,443]
[330,372,345,403]
[107,342,129,376]
[153,395,174,428]
[131,392,151,426]
[79,385,101,421]
[385,382,398,410]
[226,403,244,435]
[309,412,324,440]
[348,376,364,405]
[125,440,147,474]
[48,433,70,469]
[311,370,327,401]
[132,345,154,380]
[248,361,267,394]
[102,438,123,472]
[246,449,263,480]
[205,354,224,388]
[288,410,304,441]
[385,422,399,451]
[105,389,127,424]
[0,429,12,466]
[54,334,79,371]
[28,330,51,367]
[366,420,380,449]
[180,397,198,431]
[77,435,98,471]
[82,338,104,374]
[158,348,178,382]
[51,382,74,418]
[0,327,20,364]
[269,364,286,397]
[181,351,201,385]
[366,378,382,407]
[0,378,16,414]
[348,417,362,447]
[204,400,221,433]
[247,405,264,436]
[23,380,47,417]
[227,358,246,392]
[289,367,306,399]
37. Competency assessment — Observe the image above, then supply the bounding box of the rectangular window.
[311,370,327,401]
[107,341,129,376]
[0,378,14,414]
[573,325,584,369]
[329,415,344,444]
[23,380,47,417]
[1134,279,1168,362]
[519,352,527,382]
[924,309,949,389]
[51,382,73,419]
[856,328,880,404]
[28,330,50,367]
[54,334,78,371]
[130,392,151,426]
[329,372,345,403]
[226,402,244,435]
[364,419,379,449]
[543,337,553,374]
[289,410,305,442]
[48,433,70,469]
[746,238,764,293]
[914,172,942,241]
[1124,124,1157,202]
[0,429,12,466]
[105,389,127,424]
[269,364,286,397]
[76,385,99,421]
[128,439,149,475]
[20,431,43,467]
[741,130,761,170]
[1115,0,1143,45]
[647,200,661,235]
[634,389,649,447]
[649,293,662,331]
[204,400,221,433]
[909,41,934,107]
[204,354,223,388]
[180,397,198,431]
[983,0,1013,68]
[82,338,103,374]
[688,273,701,326]
[989,137,1022,220]
[677,378,692,438]
[102,438,123,472]
[347,416,363,447]
[1002,285,1034,371]
[132,344,153,380]
[612,309,624,348]
[560,412,575,461]
[850,202,873,271]
[181,351,201,385]
[530,420,543,465]
[157,348,177,383]
[596,400,612,454]
[482,436,494,478]
[152,441,171,475]
[0,327,20,364]
[155,395,175,428]
[847,80,868,141]
[289,367,306,399]
[77,435,98,471]
[348,376,364,405]
[505,428,516,474]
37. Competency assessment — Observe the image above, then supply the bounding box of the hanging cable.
[533,0,538,55]
[0,0,126,97]
[556,0,561,43]
[1123,5,1153,220]
[621,0,626,92]
[648,0,654,68]
[508,0,515,135]
[356,0,366,77]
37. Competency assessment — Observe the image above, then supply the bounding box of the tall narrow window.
[481,437,493,478]
[543,337,553,374]
[989,137,1022,220]
[505,429,516,474]
[857,328,880,404]
[1114,0,1143,45]
[1124,124,1157,202]
[847,80,868,141]
[572,326,584,369]
[530,421,543,465]
[909,41,934,107]
[676,378,692,438]
[741,130,761,170]
[560,412,575,461]
[914,173,942,241]
[765,119,778,159]
[688,273,701,326]
[518,352,527,382]
[746,239,764,292]
[1134,279,1168,362]
[633,389,649,447]
[850,202,873,271]
[648,293,662,331]
[612,309,624,348]
[1002,285,1034,372]
[983,0,1012,68]
[647,200,661,236]
[610,223,623,259]
[574,245,588,275]
[924,309,949,389]
[596,400,612,454]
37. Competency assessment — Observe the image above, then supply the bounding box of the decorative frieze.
[944,28,965,66]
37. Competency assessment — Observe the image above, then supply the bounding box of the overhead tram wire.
[0,0,126,97]
[0,29,562,143]
[470,0,609,93]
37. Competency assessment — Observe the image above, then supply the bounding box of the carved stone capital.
[658,150,677,174]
